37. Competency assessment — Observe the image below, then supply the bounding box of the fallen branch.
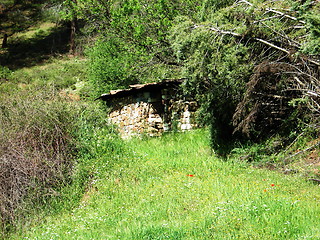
[253,15,285,24]
[254,92,290,99]
[236,0,253,6]
[308,178,320,184]
[205,25,292,56]
[293,76,306,87]
[305,58,320,66]
[259,21,301,47]
[283,131,305,153]
[283,141,320,164]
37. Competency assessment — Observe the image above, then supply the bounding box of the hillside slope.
[15,130,320,240]
[1,1,320,238]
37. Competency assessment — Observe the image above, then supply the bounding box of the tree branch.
[201,25,320,66]
[259,21,301,47]
[283,141,320,164]
[209,26,241,37]
[266,8,306,24]
[253,38,290,54]
[236,0,253,6]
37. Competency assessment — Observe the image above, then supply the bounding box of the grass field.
[11,129,320,240]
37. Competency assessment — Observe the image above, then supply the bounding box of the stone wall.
[107,89,197,139]
[109,101,164,139]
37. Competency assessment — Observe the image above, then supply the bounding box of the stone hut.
[97,79,198,139]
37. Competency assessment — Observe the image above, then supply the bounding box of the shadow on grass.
[0,25,70,70]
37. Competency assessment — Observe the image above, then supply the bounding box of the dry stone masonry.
[98,79,198,139]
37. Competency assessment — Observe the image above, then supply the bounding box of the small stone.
[181,124,192,130]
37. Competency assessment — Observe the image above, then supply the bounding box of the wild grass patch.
[14,130,320,240]
[8,57,88,91]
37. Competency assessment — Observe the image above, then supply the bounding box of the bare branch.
[266,8,306,24]
[283,141,320,164]
[294,76,306,87]
[259,21,301,47]
[253,15,283,24]
[305,58,320,66]
[236,0,253,6]
[209,26,241,37]
[203,25,302,58]
[254,38,290,54]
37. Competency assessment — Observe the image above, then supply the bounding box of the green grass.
[10,22,57,42]
[0,57,89,98]
[11,130,320,239]
[11,57,87,88]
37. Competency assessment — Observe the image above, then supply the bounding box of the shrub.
[0,84,127,237]
[87,37,140,95]
[0,66,11,80]
[0,89,79,234]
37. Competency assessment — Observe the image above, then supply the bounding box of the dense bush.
[0,90,73,234]
[0,87,123,237]
[0,66,11,80]
[169,14,253,152]
[167,0,320,151]
[87,37,140,95]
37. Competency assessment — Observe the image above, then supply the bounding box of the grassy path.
[17,130,320,239]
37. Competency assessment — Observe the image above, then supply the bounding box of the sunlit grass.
[11,22,56,41]
[14,130,320,239]
[5,57,88,91]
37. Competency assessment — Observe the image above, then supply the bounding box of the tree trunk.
[14,0,23,4]
[69,18,77,55]
[2,34,7,48]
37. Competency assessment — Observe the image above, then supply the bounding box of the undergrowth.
[0,84,123,238]
[229,125,320,180]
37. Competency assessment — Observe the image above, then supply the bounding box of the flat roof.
[96,79,185,101]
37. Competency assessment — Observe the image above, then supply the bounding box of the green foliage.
[168,0,320,149]
[87,37,140,94]
[301,12,320,55]
[169,14,253,151]
[41,2,64,23]
[0,66,12,80]
[197,0,235,21]
[73,102,126,181]
[110,0,179,44]
[84,0,200,94]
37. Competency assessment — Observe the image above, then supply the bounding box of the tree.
[0,0,44,48]
[169,0,320,148]
[85,0,200,93]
